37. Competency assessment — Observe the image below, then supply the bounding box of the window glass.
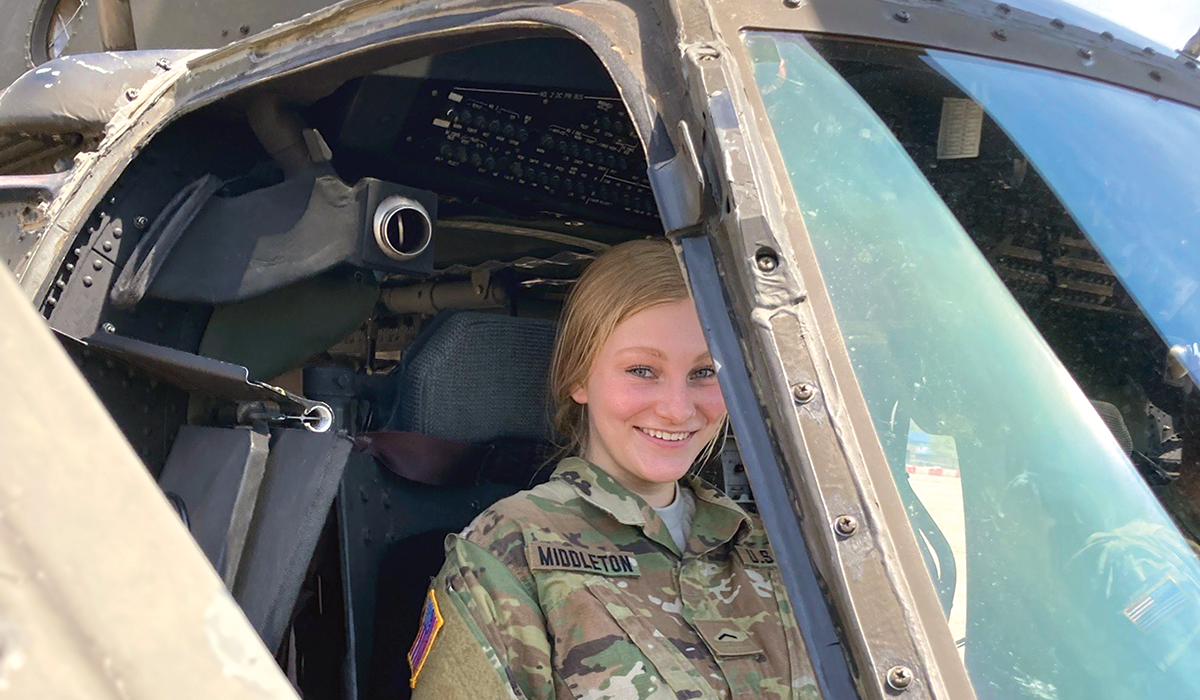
[743,32,1200,700]
[925,51,1200,386]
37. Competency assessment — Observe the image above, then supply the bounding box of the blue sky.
[1070,0,1200,49]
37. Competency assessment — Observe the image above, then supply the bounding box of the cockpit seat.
[336,311,558,700]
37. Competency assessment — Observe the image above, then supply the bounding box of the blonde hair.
[551,238,720,458]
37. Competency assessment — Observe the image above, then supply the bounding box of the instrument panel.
[358,78,659,229]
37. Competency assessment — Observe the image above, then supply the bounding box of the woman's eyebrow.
[615,346,665,358]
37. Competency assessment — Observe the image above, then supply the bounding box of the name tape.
[527,541,640,577]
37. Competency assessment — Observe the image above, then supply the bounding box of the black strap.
[110,174,222,308]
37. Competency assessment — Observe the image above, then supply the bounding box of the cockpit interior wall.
[37,33,667,700]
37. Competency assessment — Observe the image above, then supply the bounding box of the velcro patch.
[735,544,777,568]
[408,588,444,687]
[526,540,640,577]
[694,620,763,658]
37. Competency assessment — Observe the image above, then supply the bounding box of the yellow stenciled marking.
[408,588,445,687]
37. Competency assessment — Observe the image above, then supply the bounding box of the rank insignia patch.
[408,588,444,687]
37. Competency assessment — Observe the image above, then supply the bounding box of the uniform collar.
[551,457,752,557]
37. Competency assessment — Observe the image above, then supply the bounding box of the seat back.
[340,311,558,700]
[382,311,557,441]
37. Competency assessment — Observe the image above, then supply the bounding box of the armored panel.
[157,425,270,583]
[233,428,353,652]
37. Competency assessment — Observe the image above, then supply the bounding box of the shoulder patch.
[735,544,777,568]
[408,588,444,687]
[526,540,640,577]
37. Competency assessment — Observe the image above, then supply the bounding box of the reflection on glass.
[925,52,1200,387]
[743,32,1200,700]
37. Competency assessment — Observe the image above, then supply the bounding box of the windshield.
[925,52,1200,386]
[743,32,1200,700]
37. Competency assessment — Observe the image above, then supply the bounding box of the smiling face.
[571,299,727,507]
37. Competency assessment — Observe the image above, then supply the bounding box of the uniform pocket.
[586,581,713,698]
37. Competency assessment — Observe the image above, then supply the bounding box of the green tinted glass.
[743,32,1200,699]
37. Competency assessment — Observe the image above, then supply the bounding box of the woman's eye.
[692,366,717,380]
[627,366,655,378]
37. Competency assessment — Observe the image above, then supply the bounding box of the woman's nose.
[654,379,695,424]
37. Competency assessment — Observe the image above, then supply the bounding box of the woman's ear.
[570,383,588,406]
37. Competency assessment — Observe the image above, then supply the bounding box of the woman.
[409,239,815,699]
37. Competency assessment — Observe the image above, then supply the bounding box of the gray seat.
[338,311,559,700]
[382,311,557,441]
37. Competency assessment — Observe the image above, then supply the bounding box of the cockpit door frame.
[659,2,980,700]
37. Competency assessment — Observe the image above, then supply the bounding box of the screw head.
[792,382,817,404]
[1150,70,1163,82]
[996,2,1011,13]
[887,665,915,691]
[101,323,116,334]
[155,58,172,70]
[1077,48,1093,60]
[834,514,859,537]
[756,252,778,272]
[125,87,139,101]
[893,10,910,23]
[1050,18,1066,29]
[134,215,150,230]
[992,29,1008,41]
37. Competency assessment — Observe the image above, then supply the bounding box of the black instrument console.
[374,79,658,228]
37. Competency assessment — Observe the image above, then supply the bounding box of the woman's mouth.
[636,427,695,444]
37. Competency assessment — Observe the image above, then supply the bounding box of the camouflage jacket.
[410,457,819,700]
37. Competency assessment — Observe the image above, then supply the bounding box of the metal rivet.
[992,29,1008,41]
[834,514,858,537]
[1077,48,1092,60]
[792,382,817,404]
[1143,47,1156,56]
[996,2,1011,13]
[134,216,149,230]
[155,58,171,70]
[1100,31,1114,41]
[92,259,103,271]
[1150,70,1163,82]
[239,24,250,35]
[1050,18,1065,29]
[893,10,910,23]
[102,323,116,334]
[82,276,93,287]
[102,241,113,252]
[887,666,915,691]
[756,252,778,272]
[125,87,139,101]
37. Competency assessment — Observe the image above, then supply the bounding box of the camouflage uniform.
[410,457,819,700]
